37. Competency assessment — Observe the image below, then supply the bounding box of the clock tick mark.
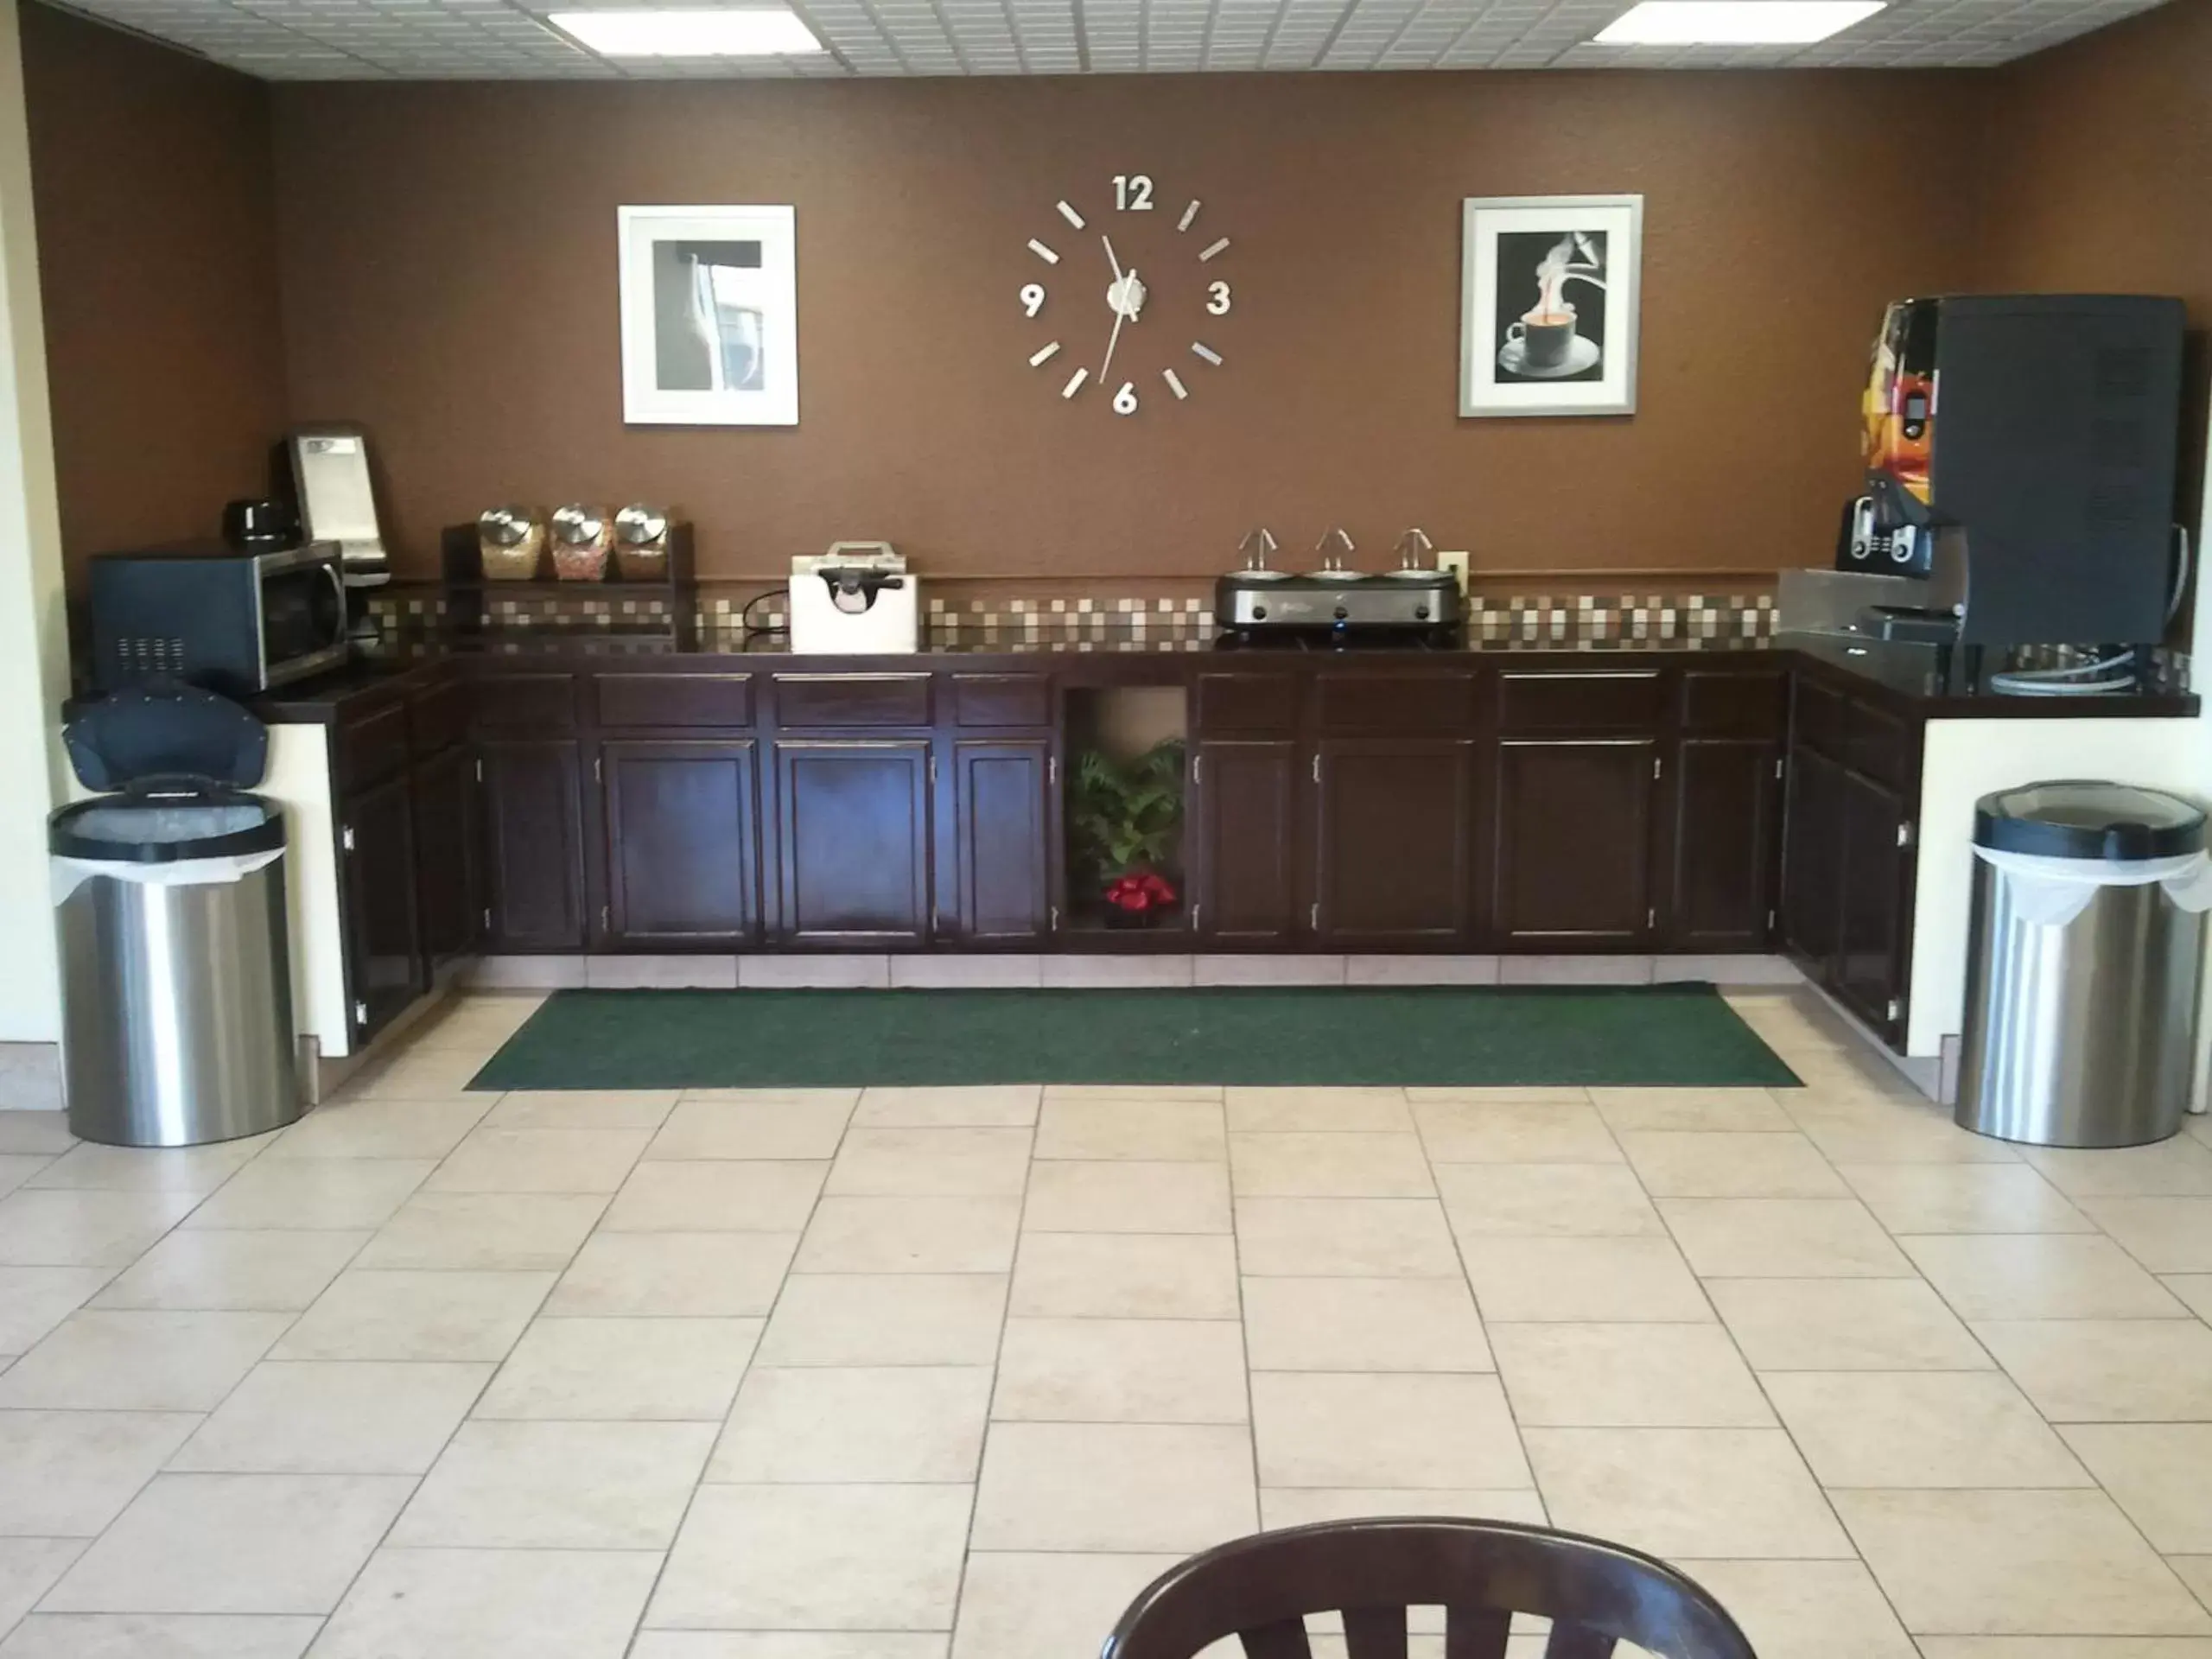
[1178,200,1200,232]
[1198,237,1230,263]
[1191,342,1224,366]
[1027,238,1060,264]
[1029,341,1062,367]
[1163,367,1189,400]
[1061,366,1090,398]
[1056,201,1086,230]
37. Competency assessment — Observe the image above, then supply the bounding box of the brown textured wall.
[1982,0,2212,537]
[22,3,286,577]
[270,73,1987,582]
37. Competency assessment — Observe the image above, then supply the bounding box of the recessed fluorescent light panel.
[1594,0,1883,43]
[550,7,825,56]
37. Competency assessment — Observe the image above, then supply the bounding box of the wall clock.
[1020,175,1232,416]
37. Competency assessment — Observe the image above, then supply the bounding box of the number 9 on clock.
[1020,283,1046,318]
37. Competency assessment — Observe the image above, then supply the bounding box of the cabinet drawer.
[951,673,1051,728]
[1315,672,1478,734]
[595,671,754,730]
[474,672,578,734]
[1791,677,1847,760]
[1680,669,1785,738]
[1846,698,1915,791]
[774,672,931,728]
[1497,671,1665,734]
[407,675,470,758]
[1194,671,1297,736]
[334,698,410,792]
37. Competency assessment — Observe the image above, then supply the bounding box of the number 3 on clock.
[1206,280,1232,316]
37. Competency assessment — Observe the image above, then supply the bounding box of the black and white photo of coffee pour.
[1493,229,1608,382]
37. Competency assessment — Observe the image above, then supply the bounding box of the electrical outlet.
[1436,550,1471,596]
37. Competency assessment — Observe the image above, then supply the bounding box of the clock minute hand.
[1103,234,1125,282]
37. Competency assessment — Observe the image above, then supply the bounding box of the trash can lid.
[1974,780,2206,861]
[49,791,283,864]
[62,683,268,796]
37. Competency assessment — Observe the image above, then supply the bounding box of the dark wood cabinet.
[1776,672,1922,1047]
[338,771,424,1041]
[1192,740,1300,944]
[1313,739,1472,947]
[775,740,932,944]
[410,744,480,976]
[1835,767,1913,1039]
[601,740,760,947]
[1778,743,1844,967]
[1492,738,1657,944]
[480,739,588,950]
[1666,737,1783,950]
[943,738,1053,944]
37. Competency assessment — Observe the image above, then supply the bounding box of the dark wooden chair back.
[1101,1517,1758,1659]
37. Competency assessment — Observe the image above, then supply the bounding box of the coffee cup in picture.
[1507,308,1578,372]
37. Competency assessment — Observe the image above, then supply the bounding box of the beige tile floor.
[3,989,2212,1655]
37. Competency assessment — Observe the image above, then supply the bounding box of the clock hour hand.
[1101,305,1127,381]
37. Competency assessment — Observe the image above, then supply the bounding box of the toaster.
[790,543,918,654]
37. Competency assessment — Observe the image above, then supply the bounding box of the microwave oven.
[89,541,351,697]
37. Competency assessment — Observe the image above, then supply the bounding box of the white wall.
[0,0,67,1052]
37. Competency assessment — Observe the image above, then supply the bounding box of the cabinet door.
[410,746,480,976]
[1666,737,1782,950]
[1491,738,1656,944]
[602,740,760,947]
[480,740,587,950]
[945,739,1052,944]
[775,741,931,945]
[1836,767,1912,1040]
[1777,743,1844,973]
[1192,740,1299,945]
[340,771,424,1043]
[1314,739,1471,947]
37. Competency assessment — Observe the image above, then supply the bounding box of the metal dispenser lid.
[1974,780,2205,861]
[54,685,281,862]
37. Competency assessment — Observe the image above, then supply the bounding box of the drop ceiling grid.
[52,0,2171,74]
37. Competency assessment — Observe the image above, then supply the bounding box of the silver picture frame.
[1459,194,1643,419]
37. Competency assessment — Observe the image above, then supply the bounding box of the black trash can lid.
[62,683,268,795]
[1974,780,2206,861]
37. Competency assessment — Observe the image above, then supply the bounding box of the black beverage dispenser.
[1842,294,2186,678]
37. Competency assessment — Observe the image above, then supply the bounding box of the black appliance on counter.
[1841,294,2186,659]
[88,542,350,697]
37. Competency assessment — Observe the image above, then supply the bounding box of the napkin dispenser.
[789,543,918,654]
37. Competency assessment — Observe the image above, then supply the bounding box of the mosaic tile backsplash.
[368,582,1782,649]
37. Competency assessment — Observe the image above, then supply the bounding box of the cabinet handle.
[594,756,603,785]
[1191,903,1201,932]
[1191,755,1202,784]
[1775,756,1786,781]
[1048,755,1058,786]
[474,758,484,784]
[1310,901,1320,930]
[1312,754,1321,784]
[601,906,610,931]
[353,1000,368,1027]
[340,825,355,854]
[1897,822,1914,849]
[1647,906,1657,929]
[1652,755,1663,781]
[1050,905,1059,931]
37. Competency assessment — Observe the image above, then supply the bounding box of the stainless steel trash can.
[1956,780,2209,1148]
[51,686,300,1147]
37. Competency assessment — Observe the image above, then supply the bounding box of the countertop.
[249,627,2200,722]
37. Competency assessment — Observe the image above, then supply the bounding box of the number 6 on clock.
[1020,283,1046,317]
[1113,381,1139,415]
[1207,280,1232,316]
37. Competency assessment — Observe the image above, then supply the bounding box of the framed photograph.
[619,204,798,426]
[1459,194,1642,418]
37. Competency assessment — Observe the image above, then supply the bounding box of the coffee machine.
[1838,296,2185,665]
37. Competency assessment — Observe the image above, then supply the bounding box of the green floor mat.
[467,982,1799,1090]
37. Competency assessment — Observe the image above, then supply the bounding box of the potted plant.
[1069,738,1185,926]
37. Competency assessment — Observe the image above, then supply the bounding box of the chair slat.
[1444,1606,1512,1659]
[1343,1606,1408,1659]
[1241,1617,1315,1659]
[1545,1623,1618,1659]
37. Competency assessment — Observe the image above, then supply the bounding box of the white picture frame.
[619,204,798,426]
[1459,194,1642,419]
